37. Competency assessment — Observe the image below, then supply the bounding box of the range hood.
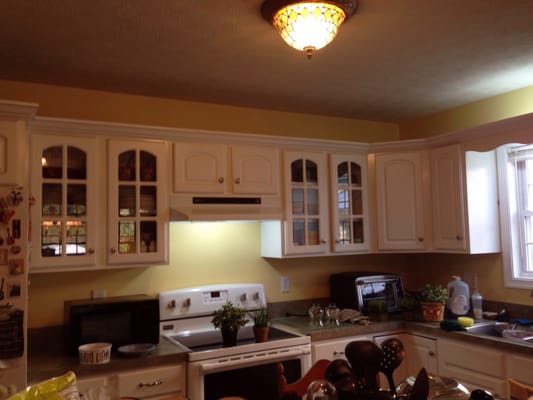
[169,194,283,221]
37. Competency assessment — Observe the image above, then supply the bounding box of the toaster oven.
[329,272,404,313]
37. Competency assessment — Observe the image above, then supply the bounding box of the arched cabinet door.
[329,154,370,253]
[283,151,329,255]
[30,134,97,270]
[107,140,168,265]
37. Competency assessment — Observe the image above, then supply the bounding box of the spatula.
[410,368,429,400]
[379,338,405,397]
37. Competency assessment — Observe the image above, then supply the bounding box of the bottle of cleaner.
[471,291,483,320]
[447,276,470,318]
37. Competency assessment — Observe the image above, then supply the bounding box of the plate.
[117,343,156,357]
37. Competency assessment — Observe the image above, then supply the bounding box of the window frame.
[497,144,533,289]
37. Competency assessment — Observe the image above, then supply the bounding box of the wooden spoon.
[379,338,405,396]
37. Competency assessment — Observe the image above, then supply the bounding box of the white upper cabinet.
[0,101,37,186]
[30,134,97,270]
[430,143,500,253]
[107,140,168,265]
[261,151,329,257]
[374,151,427,251]
[173,143,279,195]
[329,153,370,253]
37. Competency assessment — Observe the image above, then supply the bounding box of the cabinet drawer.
[312,335,370,362]
[118,365,185,399]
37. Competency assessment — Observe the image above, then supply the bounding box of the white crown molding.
[0,100,39,120]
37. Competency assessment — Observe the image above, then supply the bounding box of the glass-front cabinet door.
[30,134,97,270]
[283,151,328,255]
[329,153,369,253]
[107,140,168,265]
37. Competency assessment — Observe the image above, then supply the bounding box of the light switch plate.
[281,276,290,292]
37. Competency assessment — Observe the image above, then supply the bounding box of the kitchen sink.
[465,321,533,342]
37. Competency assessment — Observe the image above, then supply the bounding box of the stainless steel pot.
[396,374,469,400]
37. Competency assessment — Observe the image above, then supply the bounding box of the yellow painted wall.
[398,85,533,139]
[398,85,533,306]
[0,80,398,142]
[0,80,403,328]
[3,79,533,328]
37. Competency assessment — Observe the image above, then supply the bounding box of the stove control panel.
[159,283,266,321]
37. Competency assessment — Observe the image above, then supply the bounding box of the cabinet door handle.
[234,177,240,184]
[110,248,117,254]
[138,379,162,388]
[333,351,345,356]
[456,235,463,240]
[218,177,224,183]
[88,248,95,255]
[320,240,327,244]
[428,351,435,357]
[418,237,424,242]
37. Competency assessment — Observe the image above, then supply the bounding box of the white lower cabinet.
[77,364,186,400]
[373,333,409,391]
[312,335,371,362]
[117,364,185,399]
[437,338,506,398]
[506,353,533,387]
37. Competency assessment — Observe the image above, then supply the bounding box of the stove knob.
[240,293,247,302]
[253,292,260,301]
[183,298,191,307]
[168,299,176,309]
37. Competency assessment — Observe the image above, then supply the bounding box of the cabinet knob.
[321,240,327,244]
[456,235,463,241]
[87,248,95,255]
[418,237,424,242]
[218,177,224,184]
[428,351,435,357]
[110,248,117,254]
[234,177,240,184]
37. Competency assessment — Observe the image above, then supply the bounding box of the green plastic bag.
[8,371,79,400]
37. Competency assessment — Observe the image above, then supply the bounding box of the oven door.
[187,343,312,400]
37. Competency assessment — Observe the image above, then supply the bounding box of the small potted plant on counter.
[418,284,448,322]
[249,307,270,343]
[399,292,418,321]
[211,301,248,347]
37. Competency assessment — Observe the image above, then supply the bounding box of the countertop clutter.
[28,317,533,385]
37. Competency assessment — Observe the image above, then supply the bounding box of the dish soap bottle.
[447,276,470,318]
[471,291,483,320]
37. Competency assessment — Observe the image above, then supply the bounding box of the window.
[497,143,533,288]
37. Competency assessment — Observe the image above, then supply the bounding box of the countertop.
[27,317,533,384]
[27,330,188,384]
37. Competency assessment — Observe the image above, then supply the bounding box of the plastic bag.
[8,371,79,400]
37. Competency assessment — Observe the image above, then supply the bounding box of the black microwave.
[330,272,404,314]
[64,294,160,354]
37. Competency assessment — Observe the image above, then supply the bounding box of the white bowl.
[78,342,112,365]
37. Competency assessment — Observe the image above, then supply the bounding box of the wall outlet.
[281,276,290,293]
[91,288,107,299]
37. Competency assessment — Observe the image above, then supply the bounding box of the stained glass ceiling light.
[261,0,357,59]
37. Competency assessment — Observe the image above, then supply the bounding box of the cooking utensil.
[345,340,383,391]
[379,338,405,397]
[410,368,429,400]
[397,373,469,400]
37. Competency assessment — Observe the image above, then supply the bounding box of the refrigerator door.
[0,187,27,398]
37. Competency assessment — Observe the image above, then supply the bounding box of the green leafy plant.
[211,301,248,332]
[249,307,269,327]
[399,292,418,311]
[418,284,448,303]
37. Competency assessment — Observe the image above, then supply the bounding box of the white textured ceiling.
[1,0,533,122]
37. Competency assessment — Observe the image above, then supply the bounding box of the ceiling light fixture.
[261,0,357,59]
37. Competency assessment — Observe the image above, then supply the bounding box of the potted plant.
[211,301,248,347]
[418,284,448,322]
[249,307,270,342]
[399,292,418,321]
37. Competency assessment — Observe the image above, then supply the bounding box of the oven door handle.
[199,347,311,373]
